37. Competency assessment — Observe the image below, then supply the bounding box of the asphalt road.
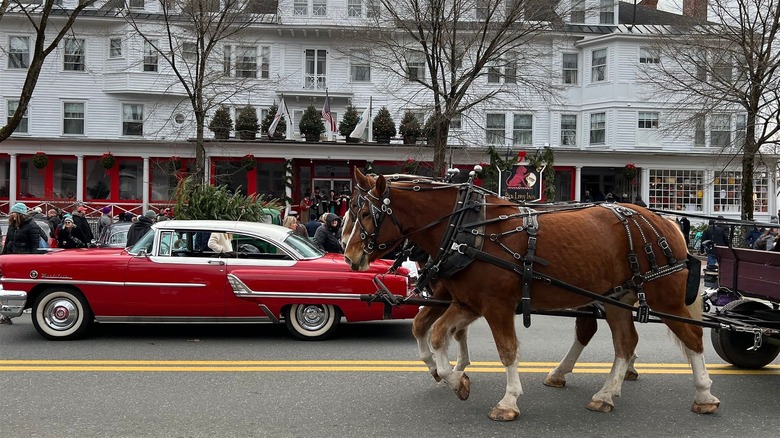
[1,313,778,438]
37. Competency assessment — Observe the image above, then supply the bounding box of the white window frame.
[562,53,578,85]
[366,0,380,17]
[313,0,326,16]
[348,0,361,17]
[63,101,85,135]
[122,103,144,136]
[350,50,371,82]
[293,0,308,16]
[590,112,606,145]
[485,113,506,145]
[560,114,577,146]
[450,114,462,130]
[599,0,614,24]
[710,114,731,147]
[694,114,706,147]
[223,45,232,77]
[638,112,659,129]
[127,0,144,9]
[236,46,258,78]
[406,51,425,82]
[735,114,747,146]
[570,0,585,22]
[260,46,270,79]
[182,42,197,62]
[512,114,533,146]
[639,47,660,64]
[304,49,327,90]
[7,100,28,134]
[8,36,31,69]
[591,48,607,82]
[109,38,123,58]
[143,40,158,72]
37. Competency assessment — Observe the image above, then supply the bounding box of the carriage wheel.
[32,288,93,341]
[710,299,780,369]
[284,304,341,341]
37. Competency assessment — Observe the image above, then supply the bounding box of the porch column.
[574,166,582,201]
[9,153,17,206]
[143,156,150,211]
[76,155,84,203]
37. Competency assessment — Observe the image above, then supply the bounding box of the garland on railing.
[101,153,116,169]
[32,152,49,169]
[284,159,294,204]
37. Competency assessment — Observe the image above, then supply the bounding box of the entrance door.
[311,178,351,217]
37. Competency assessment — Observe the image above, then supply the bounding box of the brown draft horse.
[341,170,719,421]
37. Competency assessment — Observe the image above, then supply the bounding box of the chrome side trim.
[258,304,280,324]
[227,273,367,300]
[94,316,273,323]
[0,289,27,318]
[1,278,205,288]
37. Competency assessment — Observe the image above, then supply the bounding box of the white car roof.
[152,220,292,240]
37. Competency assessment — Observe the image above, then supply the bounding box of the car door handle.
[208,260,226,265]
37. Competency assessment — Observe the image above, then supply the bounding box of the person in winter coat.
[98,205,113,236]
[126,210,156,248]
[314,213,344,253]
[2,202,42,255]
[57,214,88,249]
[72,207,94,243]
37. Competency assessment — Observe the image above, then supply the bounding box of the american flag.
[322,98,336,132]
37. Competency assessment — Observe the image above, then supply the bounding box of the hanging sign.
[500,164,544,202]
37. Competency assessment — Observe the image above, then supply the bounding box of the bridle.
[346,182,405,255]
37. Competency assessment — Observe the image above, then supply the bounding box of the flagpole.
[325,89,331,141]
[368,96,373,142]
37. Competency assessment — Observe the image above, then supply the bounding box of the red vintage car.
[0,220,417,340]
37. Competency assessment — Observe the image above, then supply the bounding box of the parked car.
[0,220,416,340]
[96,222,133,248]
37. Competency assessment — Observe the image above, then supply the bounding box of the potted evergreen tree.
[423,116,438,146]
[235,105,259,140]
[299,104,325,142]
[399,111,422,145]
[372,106,396,144]
[208,106,233,140]
[339,105,359,142]
[260,102,287,140]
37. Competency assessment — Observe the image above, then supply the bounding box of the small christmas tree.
[299,104,325,142]
[339,105,359,142]
[261,102,287,139]
[372,107,396,143]
[235,105,259,140]
[208,106,233,140]
[399,111,421,145]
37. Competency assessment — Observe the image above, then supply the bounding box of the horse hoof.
[624,370,639,381]
[543,375,566,388]
[586,400,614,413]
[432,371,442,382]
[692,401,720,414]
[454,374,470,400]
[489,406,520,421]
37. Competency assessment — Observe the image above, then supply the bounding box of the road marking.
[0,360,777,374]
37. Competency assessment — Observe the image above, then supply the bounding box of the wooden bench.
[715,245,780,302]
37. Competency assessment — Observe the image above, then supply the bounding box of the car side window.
[159,231,174,256]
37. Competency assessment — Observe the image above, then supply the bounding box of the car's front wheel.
[32,288,93,341]
[284,304,341,341]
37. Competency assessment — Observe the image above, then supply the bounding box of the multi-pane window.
[63,102,85,135]
[7,100,28,133]
[694,114,706,146]
[109,38,122,58]
[223,45,232,77]
[487,59,502,83]
[591,48,606,82]
[561,114,577,146]
[236,46,257,78]
[710,114,731,147]
[476,0,489,20]
[639,47,659,64]
[9,36,30,69]
[570,0,585,22]
[406,51,425,81]
[648,169,704,211]
[128,0,144,8]
[122,104,144,136]
[348,0,361,17]
[562,53,578,85]
[711,170,769,214]
[63,38,85,71]
[351,50,371,82]
[512,114,532,146]
[599,0,614,24]
[504,52,517,83]
[294,0,307,15]
[450,114,462,130]
[183,42,197,61]
[714,62,732,82]
[313,0,326,15]
[485,113,505,145]
[590,112,606,144]
[143,40,158,72]
[638,112,659,129]
[304,49,327,90]
[735,114,746,147]
[366,0,380,17]
[260,46,270,79]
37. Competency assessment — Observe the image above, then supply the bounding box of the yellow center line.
[0,360,776,374]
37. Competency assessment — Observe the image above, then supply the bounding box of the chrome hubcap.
[296,305,328,331]
[44,298,78,331]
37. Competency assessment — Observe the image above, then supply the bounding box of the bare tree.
[121,0,276,184]
[639,0,780,220]
[352,0,571,176]
[0,0,96,142]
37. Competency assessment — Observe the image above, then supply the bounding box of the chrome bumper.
[0,286,27,318]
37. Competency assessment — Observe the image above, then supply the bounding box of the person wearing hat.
[313,213,344,254]
[98,205,113,236]
[71,206,94,243]
[57,214,87,249]
[126,210,156,248]
[1,202,44,324]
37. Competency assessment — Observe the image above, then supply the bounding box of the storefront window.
[53,157,77,199]
[255,160,285,200]
[213,159,248,195]
[0,156,10,198]
[85,158,111,200]
[648,169,704,212]
[713,170,768,213]
[151,158,188,201]
[119,158,143,200]
[18,156,44,198]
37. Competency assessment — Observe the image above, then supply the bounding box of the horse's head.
[342,168,403,271]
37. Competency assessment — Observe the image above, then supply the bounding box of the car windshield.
[127,228,155,255]
[284,232,325,258]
